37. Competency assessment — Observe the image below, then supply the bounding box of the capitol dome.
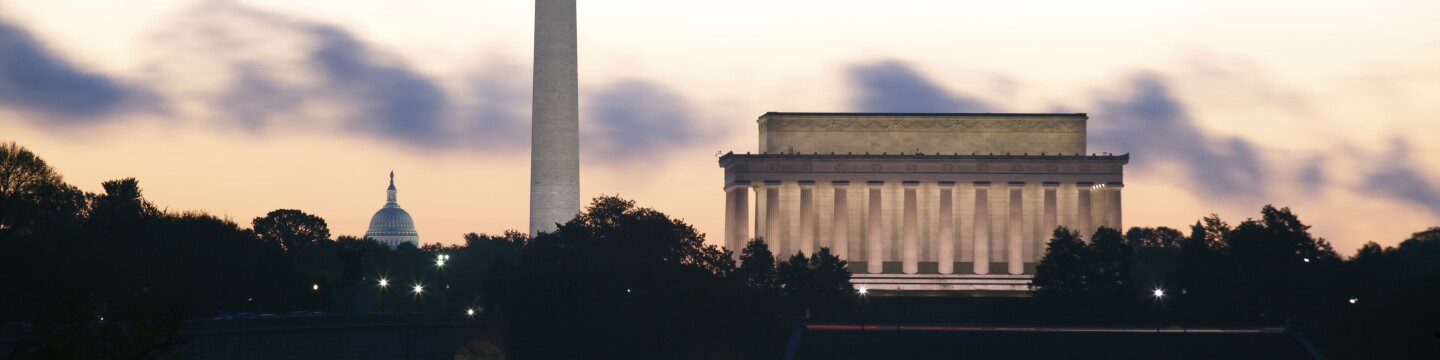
[365,171,419,249]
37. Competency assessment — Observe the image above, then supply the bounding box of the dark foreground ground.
[789,325,1315,360]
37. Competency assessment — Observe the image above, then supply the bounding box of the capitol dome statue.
[365,171,419,249]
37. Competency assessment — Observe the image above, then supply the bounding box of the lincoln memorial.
[718,112,1129,291]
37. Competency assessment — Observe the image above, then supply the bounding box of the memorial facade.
[718,112,1128,291]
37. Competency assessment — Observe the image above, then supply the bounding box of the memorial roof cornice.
[719,152,1128,162]
[761,112,1087,118]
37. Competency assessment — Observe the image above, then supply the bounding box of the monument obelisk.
[529,0,580,235]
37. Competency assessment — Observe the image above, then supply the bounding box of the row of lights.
[859,286,1357,304]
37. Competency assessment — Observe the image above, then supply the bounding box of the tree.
[1126,226,1184,248]
[1394,227,1440,274]
[252,209,330,252]
[87,178,159,237]
[1127,227,1183,291]
[501,196,779,359]
[736,238,778,293]
[776,251,811,295]
[1088,227,1133,299]
[807,248,854,299]
[1225,205,1340,321]
[0,142,86,243]
[1032,227,1089,300]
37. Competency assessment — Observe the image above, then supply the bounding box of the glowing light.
[1349,298,1357,304]
[1153,289,1165,297]
[312,284,319,291]
[378,278,389,287]
[466,308,476,316]
[1303,258,1311,263]
[413,284,424,294]
[859,288,868,295]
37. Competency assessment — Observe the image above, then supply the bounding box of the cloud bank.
[0,20,128,120]
[842,60,1440,213]
[847,60,996,113]
[1,2,721,164]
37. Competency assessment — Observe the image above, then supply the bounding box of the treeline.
[0,142,533,323]
[1,142,855,359]
[489,196,853,359]
[1031,206,1440,358]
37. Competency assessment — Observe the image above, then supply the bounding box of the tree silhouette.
[1032,227,1088,301]
[501,195,780,359]
[252,209,331,252]
[737,237,778,294]
[1127,227,1183,293]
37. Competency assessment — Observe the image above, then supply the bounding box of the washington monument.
[529,0,580,235]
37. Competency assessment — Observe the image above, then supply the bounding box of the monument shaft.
[530,0,580,235]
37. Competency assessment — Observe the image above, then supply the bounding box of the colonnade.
[724,180,1123,275]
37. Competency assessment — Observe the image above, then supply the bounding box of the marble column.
[798,181,816,256]
[765,181,782,254]
[1042,182,1058,250]
[725,181,751,259]
[973,182,991,275]
[867,181,884,274]
[1008,182,1025,275]
[724,185,736,253]
[832,181,850,260]
[938,181,956,275]
[752,185,764,246]
[1107,182,1124,231]
[902,181,919,274]
[1077,182,1093,241]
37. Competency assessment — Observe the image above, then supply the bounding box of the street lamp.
[377,278,390,313]
[1348,298,1357,304]
[1152,289,1166,333]
[857,288,868,330]
[466,308,476,317]
[413,284,424,294]
[313,283,319,291]
[435,254,451,312]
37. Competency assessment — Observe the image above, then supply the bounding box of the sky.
[2,0,1438,256]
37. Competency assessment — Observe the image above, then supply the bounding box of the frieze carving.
[801,163,813,172]
[870,164,882,172]
[1080,164,1092,173]
[835,164,848,172]
[941,164,954,172]
[1045,164,1058,173]
[977,164,989,173]
[767,163,779,172]
[905,164,917,172]
[766,118,1083,133]
[1010,164,1023,173]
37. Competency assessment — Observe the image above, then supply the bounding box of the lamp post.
[857,288,868,330]
[412,283,425,313]
[1152,289,1166,333]
[435,254,449,313]
[378,278,390,313]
